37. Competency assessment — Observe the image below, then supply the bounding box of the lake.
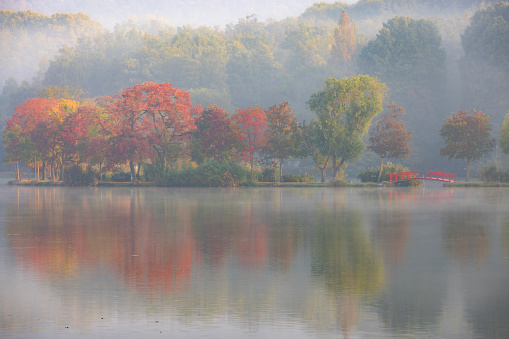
[1,182,508,338]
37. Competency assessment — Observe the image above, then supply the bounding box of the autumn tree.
[329,9,356,73]
[307,75,386,181]
[262,101,300,181]
[440,110,495,182]
[107,86,156,182]
[80,98,115,180]
[141,82,199,170]
[232,105,267,180]
[191,105,241,163]
[6,97,65,179]
[368,103,413,182]
[109,82,199,181]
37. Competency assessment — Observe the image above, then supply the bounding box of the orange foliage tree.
[329,9,356,73]
[5,97,82,180]
[232,106,267,180]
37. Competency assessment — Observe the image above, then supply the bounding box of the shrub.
[110,172,131,182]
[357,162,410,182]
[261,167,276,182]
[479,164,509,182]
[328,180,347,187]
[166,161,250,187]
[143,162,167,185]
[63,165,97,186]
[282,172,315,183]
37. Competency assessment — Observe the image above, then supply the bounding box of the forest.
[2,0,509,183]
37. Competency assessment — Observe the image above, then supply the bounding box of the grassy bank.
[444,182,509,187]
[7,179,381,188]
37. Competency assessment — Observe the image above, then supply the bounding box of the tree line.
[2,1,509,178]
[1,76,385,184]
[5,75,505,184]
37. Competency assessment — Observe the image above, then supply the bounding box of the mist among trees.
[2,0,509,181]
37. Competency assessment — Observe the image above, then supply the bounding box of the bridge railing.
[389,170,456,182]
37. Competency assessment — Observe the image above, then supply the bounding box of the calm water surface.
[0,181,508,338]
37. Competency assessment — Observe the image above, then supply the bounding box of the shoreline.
[7,179,509,188]
[6,179,379,188]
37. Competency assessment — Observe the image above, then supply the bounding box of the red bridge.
[389,170,456,183]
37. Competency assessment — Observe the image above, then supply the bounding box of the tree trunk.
[99,162,103,181]
[332,154,339,181]
[250,158,254,181]
[377,156,384,183]
[466,158,471,182]
[279,159,283,182]
[321,168,326,183]
[332,155,346,181]
[136,162,141,181]
[15,161,20,180]
[129,161,136,183]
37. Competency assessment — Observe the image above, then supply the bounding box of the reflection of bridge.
[389,190,456,203]
[389,170,456,183]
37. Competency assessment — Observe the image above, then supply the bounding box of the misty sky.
[1,0,359,28]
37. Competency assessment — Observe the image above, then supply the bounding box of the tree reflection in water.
[2,186,509,338]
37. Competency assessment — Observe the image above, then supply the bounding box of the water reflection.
[442,209,489,265]
[372,199,410,267]
[1,186,509,338]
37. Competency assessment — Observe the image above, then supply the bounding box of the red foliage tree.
[107,82,199,181]
[368,103,413,182]
[142,82,199,170]
[440,110,495,182]
[232,106,267,179]
[192,105,241,163]
[81,97,116,180]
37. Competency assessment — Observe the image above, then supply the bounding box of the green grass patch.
[444,182,509,187]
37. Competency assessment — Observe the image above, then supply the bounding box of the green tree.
[440,110,495,182]
[302,120,330,183]
[307,75,386,181]
[499,111,509,155]
[460,2,509,122]
[368,103,413,182]
[2,123,23,180]
[358,16,446,167]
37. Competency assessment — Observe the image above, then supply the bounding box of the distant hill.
[301,0,501,27]
[0,0,346,29]
[0,10,104,86]
[297,0,502,39]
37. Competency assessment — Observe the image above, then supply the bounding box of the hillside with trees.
[0,10,104,89]
[2,0,509,181]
